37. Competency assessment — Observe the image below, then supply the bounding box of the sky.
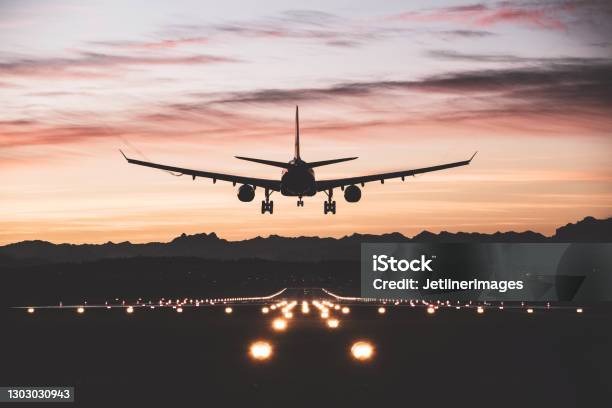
[0,0,611,244]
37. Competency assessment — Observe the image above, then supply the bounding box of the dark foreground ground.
[3,304,611,407]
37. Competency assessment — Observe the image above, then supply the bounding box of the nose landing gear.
[323,189,336,214]
[297,196,304,207]
[261,188,274,214]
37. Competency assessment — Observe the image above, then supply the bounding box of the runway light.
[351,341,374,361]
[527,308,534,314]
[176,307,183,313]
[477,306,484,314]
[262,307,269,314]
[77,307,85,314]
[427,306,435,315]
[126,306,134,314]
[249,341,273,361]
[225,307,233,314]
[327,318,340,328]
[321,311,329,319]
[378,307,386,314]
[284,312,293,319]
[334,305,341,310]
[272,318,287,332]
[341,307,350,314]
[576,308,583,314]
[27,307,35,314]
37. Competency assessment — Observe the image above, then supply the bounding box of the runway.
[4,288,610,407]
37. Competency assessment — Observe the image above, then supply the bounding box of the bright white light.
[262,307,269,314]
[249,341,273,361]
[576,308,583,314]
[284,312,293,319]
[225,307,233,314]
[477,306,484,314]
[341,307,350,314]
[351,341,374,361]
[378,307,386,314]
[77,307,85,314]
[27,307,35,314]
[427,306,435,315]
[327,319,339,328]
[272,318,287,331]
[527,308,534,314]
[176,307,183,313]
[126,306,134,314]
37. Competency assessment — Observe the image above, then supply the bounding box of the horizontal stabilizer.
[307,157,358,168]
[235,156,291,169]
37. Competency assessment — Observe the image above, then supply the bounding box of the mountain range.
[0,216,609,265]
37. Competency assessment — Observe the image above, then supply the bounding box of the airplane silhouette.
[120,106,476,214]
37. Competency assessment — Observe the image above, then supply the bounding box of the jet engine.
[237,184,255,202]
[344,185,361,202]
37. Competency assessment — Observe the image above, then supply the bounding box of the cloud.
[387,1,576,30]
[90,37,209,50]
[3,55,610,152]
[0,51,239,80]
[436,29,496,38]
[206,57,612,107]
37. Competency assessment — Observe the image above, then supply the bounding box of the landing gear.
[323,189,336,214]
[297,196,304,207]
[261,188,274,214]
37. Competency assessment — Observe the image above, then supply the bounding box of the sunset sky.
[1,0,611,244]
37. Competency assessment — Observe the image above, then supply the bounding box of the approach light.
[272,318,287,332]
[249,341,273,361]
[351,341,374,361]
[327,319,340,328]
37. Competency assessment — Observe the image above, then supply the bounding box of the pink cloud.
[94,37,209,50]
[388,2,574,30]
[0,51,239,80]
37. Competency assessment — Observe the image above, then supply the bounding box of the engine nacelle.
[237,184,255,202]
[344,185,361,203]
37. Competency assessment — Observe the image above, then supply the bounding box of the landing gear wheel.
[323,189,336,214]
[297,199,304,207]
[261,200,274,214]
[261,189,273,214]
[323,200,336,214]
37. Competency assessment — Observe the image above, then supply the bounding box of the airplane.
[120,106,476,214]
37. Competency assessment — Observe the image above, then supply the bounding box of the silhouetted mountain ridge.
[0,216,609,265]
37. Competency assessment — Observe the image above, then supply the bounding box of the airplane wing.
[316,152,477,191]
[120,151,281,191]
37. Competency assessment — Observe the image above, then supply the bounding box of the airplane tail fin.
[294,105,300,160]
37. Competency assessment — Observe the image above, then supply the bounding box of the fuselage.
[280,159,316,196]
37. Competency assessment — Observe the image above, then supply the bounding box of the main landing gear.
[297,196,304,207]
[323,189,336,214]
[261,188,274,214]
